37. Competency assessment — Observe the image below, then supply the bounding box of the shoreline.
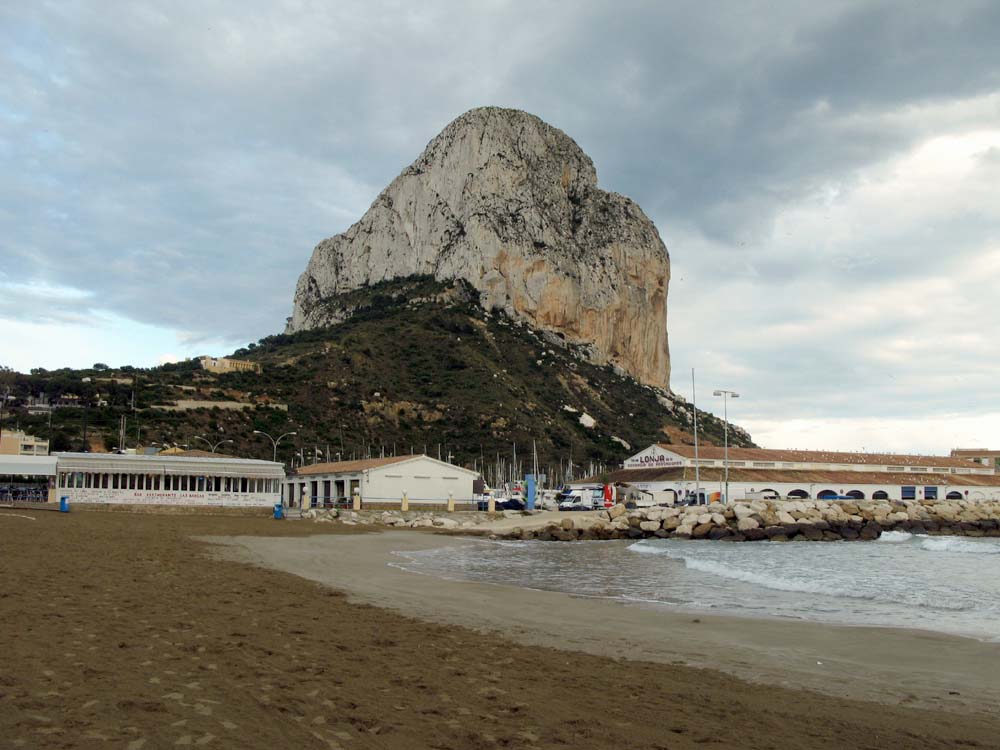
[388,535,1000,644]
[208,529,1000,717]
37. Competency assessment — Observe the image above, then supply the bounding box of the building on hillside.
[0,430,50,456]
[950,448,1000,471]
[198,356,262,375]
[285,455,480,510]
[0,455,57,502]
[54,452,284,508]
[577,443,1000,504]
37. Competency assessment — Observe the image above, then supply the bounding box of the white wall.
[366,457,476,504]
[626,479,1000,502]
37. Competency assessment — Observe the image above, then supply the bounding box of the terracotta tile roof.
[293,455,420,476]
[658,444,981,469]
[951,449,1000,458]
[588,467,1000,488]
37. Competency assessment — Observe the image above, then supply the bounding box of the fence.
[294,493,477,512]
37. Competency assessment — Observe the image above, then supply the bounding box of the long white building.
[584,444,1000,504]
[54,452,285,508]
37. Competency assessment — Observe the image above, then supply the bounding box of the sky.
[2,1,998,453]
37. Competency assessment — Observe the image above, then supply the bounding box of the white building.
[285,454,480,509]
[55,452,285,508]
[581,444,1000,504]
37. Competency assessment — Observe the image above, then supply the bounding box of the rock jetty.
[304,498,1000,542]
[506,498,1000,542]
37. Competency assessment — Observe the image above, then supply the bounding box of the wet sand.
[2,510,999,749]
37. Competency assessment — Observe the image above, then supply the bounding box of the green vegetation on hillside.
[0,277,752,480]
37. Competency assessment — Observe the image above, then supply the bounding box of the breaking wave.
[877,531,913,543]
[920,537,1000,554]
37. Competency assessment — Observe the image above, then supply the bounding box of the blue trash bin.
[59,496,70,513]
[273,503,284,520]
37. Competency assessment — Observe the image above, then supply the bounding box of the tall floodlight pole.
[712,390,740,504]
[692,368,700,505]
[253,430,297,462]
[193,435,235,453]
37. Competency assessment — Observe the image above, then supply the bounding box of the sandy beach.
[214,530,1000,714]
[3,510,1000,749]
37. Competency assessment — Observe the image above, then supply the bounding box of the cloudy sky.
[2,1,998,453]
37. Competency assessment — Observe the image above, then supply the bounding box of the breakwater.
[303,498,1000,542]
[510,498,1000,542]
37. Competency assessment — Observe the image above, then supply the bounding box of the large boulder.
[608,503,628,520]
[737,517,760,532]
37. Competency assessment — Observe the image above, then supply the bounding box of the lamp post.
[253,430,296,462]
[712,390,739,504]
[193,435,234,453]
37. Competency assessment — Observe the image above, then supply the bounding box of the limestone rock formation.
[287,107,671,388]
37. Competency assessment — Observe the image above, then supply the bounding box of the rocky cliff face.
[287,107,671,388]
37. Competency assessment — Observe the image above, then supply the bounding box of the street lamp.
[193,435,235,453]
[253,430,297,462]
[712,390,740,504]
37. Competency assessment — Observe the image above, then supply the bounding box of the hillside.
[2,277,752,483]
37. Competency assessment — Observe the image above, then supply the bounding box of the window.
[887,466,905,471]
[924,486,938,500]
[901,486,916,500]
[909,467,927,472]
[752,462,775,468]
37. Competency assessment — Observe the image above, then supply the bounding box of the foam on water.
[877,530,913,543]
[393,535,1000,640]
[920,536,1000,554]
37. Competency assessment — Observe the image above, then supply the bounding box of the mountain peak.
[287,108,671,388]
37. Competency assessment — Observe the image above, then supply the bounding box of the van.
[558,488,602,511]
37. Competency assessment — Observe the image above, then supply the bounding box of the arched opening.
[817,489,838,499]
[787,489,810,499]
[846,490,865,500]
[872,490,889,500]
[946,491,962,500]
[760,488,779,499]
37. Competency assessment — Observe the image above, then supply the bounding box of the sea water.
[391,532,1000,641]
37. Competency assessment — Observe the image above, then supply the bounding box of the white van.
[558,488,603,511]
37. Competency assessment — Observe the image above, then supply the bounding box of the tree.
[92,363,109,371]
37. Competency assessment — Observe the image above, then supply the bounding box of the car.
[494,497,526,511]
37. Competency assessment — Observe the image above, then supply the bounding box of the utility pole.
[713,389,740,505]
[692,368,700,505]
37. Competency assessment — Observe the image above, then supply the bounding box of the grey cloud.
[1,1,999,440]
